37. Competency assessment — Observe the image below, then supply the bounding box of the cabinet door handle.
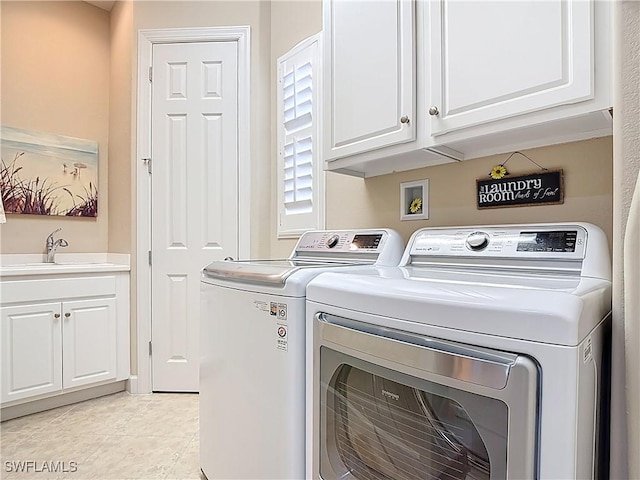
[64,312,71,318]
[428,106,440,116]
[54,313,61,319]
[400,115,410,124]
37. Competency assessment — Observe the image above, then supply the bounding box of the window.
[277,33,324,238]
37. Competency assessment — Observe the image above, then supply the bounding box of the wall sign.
[477,169,564,209]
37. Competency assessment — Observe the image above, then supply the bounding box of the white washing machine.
[306,223,611,480]
[199,229,404,480]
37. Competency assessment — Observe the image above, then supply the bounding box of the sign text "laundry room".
[476,170,564,209]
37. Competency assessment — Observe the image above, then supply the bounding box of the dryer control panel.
[408,225,587,259]
[403,223,611,281]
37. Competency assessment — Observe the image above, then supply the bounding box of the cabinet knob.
[54,313,61,319]
[64,312,71,318]
[428,106,440,116]
[400,115,410,124]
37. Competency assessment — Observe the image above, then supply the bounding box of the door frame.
[134,27,251,394]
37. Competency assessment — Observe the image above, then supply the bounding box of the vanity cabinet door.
[62,297,117,389]
[428,0,593,136]
[1,303,63,403]
[323,0,415,161]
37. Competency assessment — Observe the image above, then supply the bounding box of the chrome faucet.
[46,228,69,263]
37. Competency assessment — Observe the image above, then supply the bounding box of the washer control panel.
[296,231,385,253]
[409,225,588,260]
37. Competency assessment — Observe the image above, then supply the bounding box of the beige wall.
[328,137,614,248]
[270,0,324,257]
[108,0,133,254]
[272,137,613,257]
[0,1,110,253]
[109,0,135,374]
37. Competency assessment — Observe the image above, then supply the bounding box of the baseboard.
[126,375,138,394]
[1,381,126,421]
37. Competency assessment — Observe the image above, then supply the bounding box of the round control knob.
[466,231,490,251]
[326,234,340,249]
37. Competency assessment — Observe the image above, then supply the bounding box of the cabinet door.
[62,298,117,389]
[1,303,62,404]
[324,0,415,160]
[428,0,593,136]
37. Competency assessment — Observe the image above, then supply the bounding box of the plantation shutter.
[277,34,324,238]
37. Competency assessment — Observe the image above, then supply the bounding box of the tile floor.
[0,392,203,480]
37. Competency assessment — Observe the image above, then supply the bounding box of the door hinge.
[142,158,152,174]
[148,250,152,266]
[149,66,153,82]
[148,341,152,355]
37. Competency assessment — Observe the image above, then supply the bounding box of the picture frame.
[400,179,429,221]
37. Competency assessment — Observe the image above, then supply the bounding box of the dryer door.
[314,313,539,480]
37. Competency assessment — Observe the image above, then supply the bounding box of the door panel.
[151,41,239,392]
[429,0,593,135]
[323,0,415,160]
[1,303,62,403]
[63,298,117,389]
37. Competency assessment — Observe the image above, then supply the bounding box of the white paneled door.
[151,41,239,392]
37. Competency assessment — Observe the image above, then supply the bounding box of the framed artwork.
[0,126,98,217]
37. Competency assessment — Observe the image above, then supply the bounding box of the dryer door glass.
[320,355,509,480]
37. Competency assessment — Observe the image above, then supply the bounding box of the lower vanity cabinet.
[62,297,117,390]
[1,302,63,403]
[0,270,129,407]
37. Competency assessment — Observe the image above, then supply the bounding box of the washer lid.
[202,258,362,286]
[202,228,405,287]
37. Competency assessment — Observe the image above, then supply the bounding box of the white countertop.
[0,253,130,277]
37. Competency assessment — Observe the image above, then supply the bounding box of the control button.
[326,234,340,249]
[466,231,490,251]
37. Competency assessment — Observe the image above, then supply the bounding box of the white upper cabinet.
[323,0,416,161]
[322,0,611,177]
[428,0,593,136]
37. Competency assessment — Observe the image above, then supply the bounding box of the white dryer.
[199,229,403,479]
[306,223,611,480]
